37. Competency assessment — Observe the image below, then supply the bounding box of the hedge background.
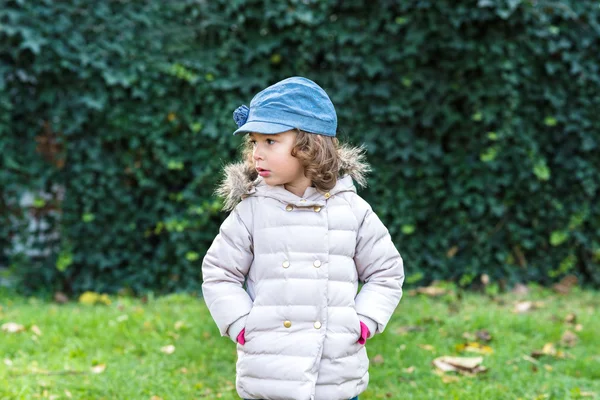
[1,0,599,295]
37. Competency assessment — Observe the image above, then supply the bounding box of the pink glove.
[237,328,246,345]
[358,321,371,345]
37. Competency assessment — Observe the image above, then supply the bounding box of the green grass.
[0,286,599,400]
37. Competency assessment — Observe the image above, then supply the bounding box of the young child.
[202,76,405,400]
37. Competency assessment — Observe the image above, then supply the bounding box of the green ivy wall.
[1,0,598,294]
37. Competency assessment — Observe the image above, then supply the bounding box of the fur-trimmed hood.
[216,144,371,211]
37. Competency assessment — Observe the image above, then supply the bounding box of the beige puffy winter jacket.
[202,146,405,400]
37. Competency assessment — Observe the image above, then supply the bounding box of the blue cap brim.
[233,120,296,135]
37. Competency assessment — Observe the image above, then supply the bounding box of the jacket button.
[314,321,322,329]
[324,193,331,199]
[283,320,292,328]
[313,260,321,268]
[282,260,290,268]
[286,205,293,212]
[313,206,321,212]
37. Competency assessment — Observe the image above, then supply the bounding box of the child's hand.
[357,321,371,345]
[237,328,246,345]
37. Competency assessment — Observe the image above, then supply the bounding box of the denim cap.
[232,76,337,137]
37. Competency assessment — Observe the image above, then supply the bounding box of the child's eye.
[266,139,275,145]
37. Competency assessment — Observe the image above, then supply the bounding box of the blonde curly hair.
[241,128,340,192]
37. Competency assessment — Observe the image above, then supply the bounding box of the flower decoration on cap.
[233,105,249,128]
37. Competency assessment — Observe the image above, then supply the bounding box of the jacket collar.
[216,144,371,211]
[250,174,356,207]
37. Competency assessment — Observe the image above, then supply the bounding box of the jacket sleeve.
[352,196,405,335]
[202,202,254,341]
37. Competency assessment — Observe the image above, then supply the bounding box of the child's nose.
[253,147,264,161]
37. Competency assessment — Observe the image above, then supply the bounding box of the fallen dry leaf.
[161,345,176,355]
[371,354,384,365]
[575,324,583,332]
[91,364,106,374]
[395,326,425,335]
[561,330,578,347]
[552,274,578,294]
[432,356,487,375]
[415,286,448,297]
[542,343,557,355]
[513,301,544,313]
[403,366,415,374]
[31,325,42,336]
[531,343,557,357]
[531,343,567,359]
[511,283,529,296]
[419,316,444,325]
[513,301,533,313]
[54,292,69,304]
[174,321,186,330]
[150,396,163,400]
[476,329,492,342]
[418,344,436,352]
[463,330,492,342]
[1,322,25,333]
[433,359,458,373]
[564,313,577,324]
[455,342,494,355]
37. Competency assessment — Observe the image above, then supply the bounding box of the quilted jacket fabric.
[202,146,405,400]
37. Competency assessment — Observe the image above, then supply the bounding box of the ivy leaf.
[480,146,498,162]
[533,160,551,181]
[402,224,415,235]
[544,116,558,126]
[550,231,569,246]
[395,16,409,25]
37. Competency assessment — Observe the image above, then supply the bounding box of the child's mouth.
[257,168,271,177]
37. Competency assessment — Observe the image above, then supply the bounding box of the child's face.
[249,130,308,189]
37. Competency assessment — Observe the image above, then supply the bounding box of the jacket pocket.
[242,305,257,342]
[351,308,363,343]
